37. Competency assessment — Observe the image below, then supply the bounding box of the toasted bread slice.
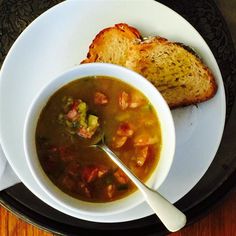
[82,24,217,108]
[81,23,141,66]
[126,37,217,108]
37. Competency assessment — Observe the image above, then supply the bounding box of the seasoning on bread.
[126,37,217,108]
[81,23,217,108]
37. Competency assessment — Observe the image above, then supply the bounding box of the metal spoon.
[90,136,186,232]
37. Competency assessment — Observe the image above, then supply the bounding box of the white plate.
[0,0,225,223]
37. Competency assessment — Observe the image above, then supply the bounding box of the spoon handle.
[142,186,186,232]
[97,143,186,232]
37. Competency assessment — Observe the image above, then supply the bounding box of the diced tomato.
[71,100,80,110]
[118,91,129,110]
[107,184,115,199]
[114,169,129,184]
[133,134,158,146]
[94,92,108,104]
[112,135,127,148]
[85,168,98,183]
[81,166,99,183]
[116,122,134,137]
[77,127,93,139]
[135,146,149,167]
[65,162,80,178]
[67,109,78,120]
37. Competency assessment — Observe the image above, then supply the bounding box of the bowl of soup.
[23,63,175,216]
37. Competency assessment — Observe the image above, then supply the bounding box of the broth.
[36,76,162,202]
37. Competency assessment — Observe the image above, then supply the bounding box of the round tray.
[0,0,236,235]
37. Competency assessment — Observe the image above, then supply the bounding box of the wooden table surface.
[0,189,235,236]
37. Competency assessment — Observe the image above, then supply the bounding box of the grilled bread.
[125,37,217,108]
[81,24,217,108]
[81,23,141,66]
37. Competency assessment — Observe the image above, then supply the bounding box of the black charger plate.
[0,0,236,235]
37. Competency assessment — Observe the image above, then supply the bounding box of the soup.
[36,76,162,202]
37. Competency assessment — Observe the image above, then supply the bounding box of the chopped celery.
[79,114,87,128]
[78,102,87,113]
[77,102,88,128]
[88,115,99,130]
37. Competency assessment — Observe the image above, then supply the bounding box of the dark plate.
[0,0,236,235]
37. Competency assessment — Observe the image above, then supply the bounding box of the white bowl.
[23,63,175,216]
